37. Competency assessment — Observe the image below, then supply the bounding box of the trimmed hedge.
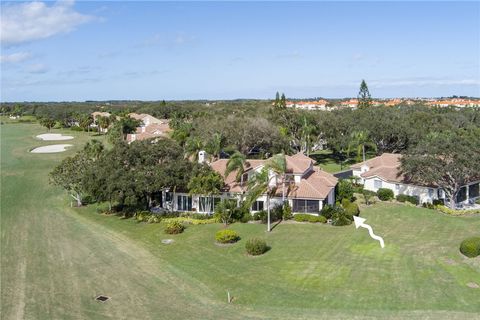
[459,237,480,258]
[164,221,185,234]
[163,217,217,225]
[396,194,419,205]
[215,229,240,244]
[435,205,480,215]
[294,214,327,223]
[377,188,394,201]
[245,238,268,256]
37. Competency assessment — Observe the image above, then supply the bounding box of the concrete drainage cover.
[95,295,110,302]
[162,239,174,244]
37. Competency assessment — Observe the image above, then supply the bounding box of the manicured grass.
[2,122,480,319]
[310,149,375,173]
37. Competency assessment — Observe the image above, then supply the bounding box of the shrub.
[337,180,355,202]
[135,211,152,222]
[245,238,268,256]
[344,202,360,217]
[293,214,327,223]
[331,206,353,226]
[476,198,480,205]
[70,125,84,131]
[459,237,480,258]
[163,217,217,225]
[435,205,480,215]
[320,204,334,219]
[270,204,284,222]
[282,202,293,220]
[422,202,435,209]
[215,229,240,244]
[253,210,267,223]
[147,215,161,223]
[164,220,185,234]
[377,188,394,201]
[396,194,419,205]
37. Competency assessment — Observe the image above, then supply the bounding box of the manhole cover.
[95,295,110,302]
[162,239,174,244]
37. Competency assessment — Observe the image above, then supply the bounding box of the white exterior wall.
[363,177,439,204]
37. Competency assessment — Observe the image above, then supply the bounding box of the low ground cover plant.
[459,237,480,258]
[215,229,240,244]
[245,238,268,256]
[164,220,185,234]
[293,214,326,223]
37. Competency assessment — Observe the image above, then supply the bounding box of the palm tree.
[300,117,315,156]
[206,132,223,161]
[79,115,93,134]
[185,136,204,161]
[246,167,276,232]
[348,130,377,162]
[267,153,287,204]
[83,139,104,161]
[225,151,247,185]
[97,116,111,134]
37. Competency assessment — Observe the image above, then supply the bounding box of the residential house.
[351,153,480,205]
[126,113,172,143]
[91,111,114,133]
[340,99,358,109]
[157,152,338,215]
[286,100,329,110]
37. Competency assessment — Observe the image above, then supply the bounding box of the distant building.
[286,100,328,110]
[126,113,172,143]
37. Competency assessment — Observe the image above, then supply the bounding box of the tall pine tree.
[357,79,372,109]
[280,93,286,108]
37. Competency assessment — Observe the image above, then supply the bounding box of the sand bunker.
[36,133,74,141]
[31,144,73,153]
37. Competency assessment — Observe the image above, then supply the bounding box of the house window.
[395,184,400,191]
[428,188,434,198]
[198,197,221,213]
[177,195,192,211]
[293,199,319,213]
[374,180,382,189]
[251,201,264,212]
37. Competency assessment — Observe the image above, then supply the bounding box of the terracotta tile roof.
[210,159,266,193]
[286,167,338,199]
[286,153,313,174]
[211,153,337,199]
[351,153,405,183]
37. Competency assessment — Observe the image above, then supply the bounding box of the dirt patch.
[466,282,479,289]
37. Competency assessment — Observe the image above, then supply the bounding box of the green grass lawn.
[1,122,480,319]
[310,149,376,173]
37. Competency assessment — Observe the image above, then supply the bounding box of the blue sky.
[1,1,479,101]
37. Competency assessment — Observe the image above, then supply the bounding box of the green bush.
[293,214,327,223]
[270,204,284,222]
[164,220,185,234]
[344,202,360,217]
[253,210,267,223]
[215,229,240,244]
[337,179,355,202]
[320,204,334,219]
[245,238,268,256]
[422,202,435,209]
[435,205,480,215]
[70,125,84,131]
[476,198,480,205]
[432,199,444,206]
[396,194,419,205]
[331,206,353,226]
[282,202,293,220]
[459,237,480,258]
[163,217,217,225]
[377,188,394,201]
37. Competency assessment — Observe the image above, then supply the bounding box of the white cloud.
[0,51,31,63]
[1,1,93,46]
